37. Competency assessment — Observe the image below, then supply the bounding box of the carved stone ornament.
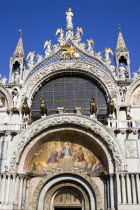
[44,182,89,210]
[125,140,138,158]
[21,61,119,107]
[32,169,103,210]
[7,114,124,173]
[0,84,13,109]
[126,76,140,104]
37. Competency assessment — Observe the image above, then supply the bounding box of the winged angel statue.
[26,51,36,69]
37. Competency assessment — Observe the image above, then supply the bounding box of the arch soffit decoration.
[126,76,140,104]
[0,84,12,109]
[7,114,125,173]
[32,170,103,210]
[22,61,119,106]
[44,182,90,210]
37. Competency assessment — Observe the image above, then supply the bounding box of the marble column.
[110,175,115,209]
[116,173,121,204]
[0,175,2,203]
[11,174,16,203]
[106,178,110,208]
[22,177,27,208]
[14,175,20,206]
[121,174,126,204]
[18,176,24,209]
[1,174,6,203]
[131,174,137,204]
[126,173,132,204]
[136,174,140,204]
[25,178,29,209]
[5,174,11,204]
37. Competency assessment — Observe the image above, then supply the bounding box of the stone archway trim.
[0,84,12,109]
[32,170,103,210]
[21,61,119,107]
[6,114,125,173]
[45,182,89,210]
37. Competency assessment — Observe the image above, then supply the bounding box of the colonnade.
[0,174,29,209]
[0,173,140,209]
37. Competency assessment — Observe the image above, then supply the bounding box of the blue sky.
[0,0,140,78]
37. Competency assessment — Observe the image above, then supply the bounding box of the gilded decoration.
[131,85,140,105]
[29,138,105,173]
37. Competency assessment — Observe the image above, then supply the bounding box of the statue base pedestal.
[90,114,97,119]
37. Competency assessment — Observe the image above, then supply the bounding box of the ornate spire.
[13,33,24,57]
[116,27,128,52]
[66,7,74,38]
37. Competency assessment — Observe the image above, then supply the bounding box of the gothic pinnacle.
[13,32,24,57]
[116,27,128,52]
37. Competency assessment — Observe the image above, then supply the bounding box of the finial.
[118,24,121,32]
[19,29,22,36]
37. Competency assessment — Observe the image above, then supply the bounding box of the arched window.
[31,75,107,122]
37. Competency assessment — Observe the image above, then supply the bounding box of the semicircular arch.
[0,84,13,109]
[21,61,119,107]
[126,76,140,105]
[6,114,125,173]
[32,171,103,210]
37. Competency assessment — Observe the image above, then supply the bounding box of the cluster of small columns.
[116,173,140,205]
[0,173,29,209]
[105,174,115,210]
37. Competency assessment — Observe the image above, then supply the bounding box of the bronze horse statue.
[40,98,48,116]
[22,97,31,117]
[107,96,115,115]
[90,96,98,116]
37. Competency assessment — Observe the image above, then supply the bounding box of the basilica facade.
[0,8,140,210]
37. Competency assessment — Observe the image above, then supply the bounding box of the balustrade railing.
[107,119,140,129]
[0,123,27,131]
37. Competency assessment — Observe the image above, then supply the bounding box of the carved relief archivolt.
[32,169,103,210]
[21,61,119,107]
[0,84,13,109]
[6,114,124,173]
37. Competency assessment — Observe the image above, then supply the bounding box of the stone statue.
[119,86,127,102]
[56,28,64,39]
[104,48,113,60]
[108,96,115,115]
[44,40,52,57]
[40,97,48,116]
[96,51,102,60]
[12,89,19,107]
[26,51,36,69]
[66,7,73,26]
[90,96,98,116]
[87,39,94,54]
[75,27,83,40]
[66,7,74,38]
[119,63,126,79]
[36,54,43,63]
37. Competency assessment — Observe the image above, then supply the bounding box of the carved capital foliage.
[32,169,103,210]
[22,61,119,106]
[0,84,13,109]
[7,115,124,173]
